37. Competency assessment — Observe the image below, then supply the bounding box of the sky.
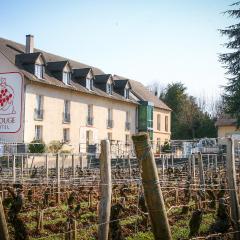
[1,0,236,99]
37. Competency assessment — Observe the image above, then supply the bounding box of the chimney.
[25,34,34,54]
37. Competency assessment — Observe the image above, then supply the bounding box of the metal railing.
[63,112,71,123]
[107,119,114,128]
[87,116,94,126]
[125,122,131,130]
[34,109,44,120]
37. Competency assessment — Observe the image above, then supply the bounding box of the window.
[107,132,112,141]
[157,114,161,131]
[63,72,71,85]
[35,64,44,79]
[124,88,130,99]
[107,108,113,128]
[35,95,43,120]
[125,134,130,145]
[86,78,93,90]
[106,83,113,95]
[87,104,93,125]
[107,108,112,121]
[125,111,130,130]
[165,116,169,132]
[35,125,43,140]
[86,130,93,145]
[63,128,70,142]
[156,138,161,153]
[63,100,70,123]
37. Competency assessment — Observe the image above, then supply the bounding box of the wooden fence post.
[45,154,48,185]
[72,154,75,181]
[188,155,192,177]
[132,133,172,240]
[0,196,9,240]
[127,155,132,179]
[56,154,60,204]
[98,140,112,240]
[12,155,16,183]
[192,154,196,182]
[198,153,205,190]
[226,137,240,240]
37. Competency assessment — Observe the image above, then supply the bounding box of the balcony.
[87,116,94,126]
[125,122,131,131]
[107,119,114,128]
[63,112,71,123]
[34,109,44,120]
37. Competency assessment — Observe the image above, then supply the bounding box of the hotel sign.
[0,72,23,133]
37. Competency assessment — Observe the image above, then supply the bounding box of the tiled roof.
[0,37,171,111]
[215,114,237,127]
[114,75,171,111]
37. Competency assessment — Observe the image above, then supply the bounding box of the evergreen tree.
[220,1,240,126]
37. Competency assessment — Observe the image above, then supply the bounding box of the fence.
[0,135,239,240]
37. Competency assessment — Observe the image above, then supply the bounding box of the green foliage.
[47,140,63,153]
[220,2,240,126]
[161,83,217,139]
[162,141,171,152]
[28,139,46,153]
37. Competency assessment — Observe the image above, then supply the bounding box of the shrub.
[47,140,63,153]
[28,140,46,153]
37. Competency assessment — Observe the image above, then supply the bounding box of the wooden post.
[226,137,240,240]
[72,154,75,181]
[162,155,165,178]
[0,196,9,240]
[127,155,132,179]
[214,154,218,172]
[198,153,205,189]
[98,140,112,240]
[12,155,16,183]
[72,220,77,240]
[188,155,192,177]
[45,155,48,185]
[132,133,172,240]
[21,155,24,182]
[79,155,83,170]
[192,154,196,182]
[56,154,60,204]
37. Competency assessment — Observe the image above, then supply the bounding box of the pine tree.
[220,1,240,126]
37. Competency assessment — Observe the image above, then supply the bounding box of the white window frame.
[157,114,161,131]
[63,128,70,142]
[35,125,43,140]
[35,64,44,79]
[86,78,93,90]
[165,116,169,132]
[106,83,113,95]
[63,72,71,85]
[124,88,129,99]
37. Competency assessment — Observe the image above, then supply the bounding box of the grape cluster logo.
[0,78,15,115]
[0,72,23,133]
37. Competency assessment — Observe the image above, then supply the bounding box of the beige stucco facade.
[24,81,137,152]
[152,107,171,152]
[217,125,239,138]
[0,45,171,153]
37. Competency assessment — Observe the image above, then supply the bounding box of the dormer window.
[63,72,71,85]
[35,64,44,79]
[86,77,93,90]
[106,83,113,95]
[124,88,130,99]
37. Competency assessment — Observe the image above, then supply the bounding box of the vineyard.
[0,133,240,240]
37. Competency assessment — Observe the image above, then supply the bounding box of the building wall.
[153,107,171,152]
[218,125,239,138]
[24,81,137,152]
